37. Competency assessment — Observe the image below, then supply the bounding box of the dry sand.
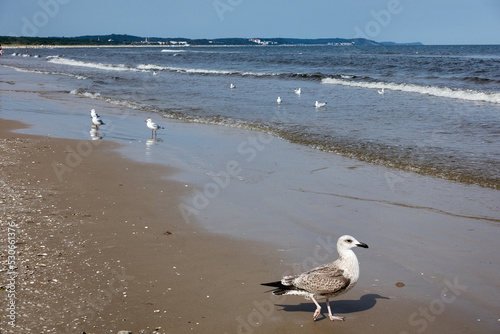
[0,114,498,334]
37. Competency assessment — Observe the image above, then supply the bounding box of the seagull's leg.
[310,294,322,321]
[325,298,345,321]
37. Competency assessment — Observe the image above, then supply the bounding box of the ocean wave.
[48,57,137,72]
[161,49,186,53]
[321,78,500,104]
[45,55,65,60]
[137,63,332,80]
[2,64,87,79]
[48,57,322,79]
[136,64,167,71]
[70,89,101,99]
[137,63,279,77]
[45,56,327,80]
[69,89,146,110]
[459,76,500,85]
[47,57,274,77]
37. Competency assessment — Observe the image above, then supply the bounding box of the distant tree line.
[0,35,124,46]
[0,34,413,47]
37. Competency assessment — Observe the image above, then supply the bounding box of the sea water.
[1,45,500,189]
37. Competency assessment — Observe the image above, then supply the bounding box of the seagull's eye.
[346,239,352,243]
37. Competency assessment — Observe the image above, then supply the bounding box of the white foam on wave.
[136,64,167,71]
[161,49,186,53]
[322,78,500,104]
[47,57,278,77]
[69,89,147,110]
[48,57,134,72]
[137,63,277,77]
[70,89,101,99]
[3,65,87,79]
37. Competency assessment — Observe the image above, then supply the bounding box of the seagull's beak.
[356,242,369,248]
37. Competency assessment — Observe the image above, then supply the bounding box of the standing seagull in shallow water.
[145,118,164,137]
[262,235,368,321]
[277,96,282,104]
[294,88,301,96]
[378,88,385,95]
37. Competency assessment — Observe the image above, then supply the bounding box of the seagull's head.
[145,118,152,123]
[338,235,368,251]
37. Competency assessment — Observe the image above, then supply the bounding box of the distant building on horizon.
[249,38,276,45]
[170,41,190,46]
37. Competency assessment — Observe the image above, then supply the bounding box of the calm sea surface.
[2,45,500,188]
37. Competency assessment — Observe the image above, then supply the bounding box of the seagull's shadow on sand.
[275,294,389,321]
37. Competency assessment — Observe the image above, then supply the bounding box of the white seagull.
[315,101,327,108]
[294,88,301,96]
[145,118,164,136]
[277,96,282,104]
[262,235,368,321]
[230,83,236,89]
[91,115,105,130]
[378,88,385,95]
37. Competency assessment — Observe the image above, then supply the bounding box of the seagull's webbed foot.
[311,294,322,321]
[326,298,345,321]
[313,307,322,321]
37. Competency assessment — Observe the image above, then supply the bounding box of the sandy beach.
[1,64,499,333]
[0,118,285,333]
[0,120,491,334]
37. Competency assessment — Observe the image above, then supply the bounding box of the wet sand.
[1,67,499,333]
[0,121,497,334]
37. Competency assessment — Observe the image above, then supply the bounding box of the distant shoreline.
[0,34,424,47]
[2,44,169,49]
[0,44,381,49]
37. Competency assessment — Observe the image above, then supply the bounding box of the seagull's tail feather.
[261,281,296,296]
[261,281,282,288]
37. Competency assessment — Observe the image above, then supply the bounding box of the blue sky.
[1,0,499,45]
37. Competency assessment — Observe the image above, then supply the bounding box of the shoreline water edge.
[1,47,499,333]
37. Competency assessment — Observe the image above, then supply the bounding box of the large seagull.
[262,235,368,321]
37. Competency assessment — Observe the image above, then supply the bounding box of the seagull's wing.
[293,265,350,295]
